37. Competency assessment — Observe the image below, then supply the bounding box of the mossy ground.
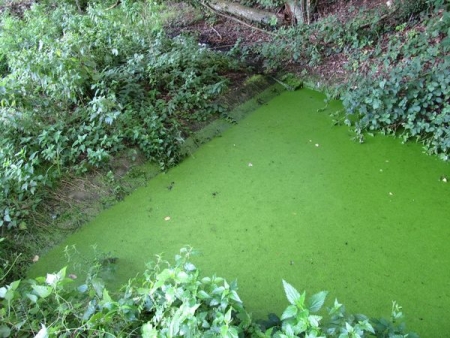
[30,88,450,336]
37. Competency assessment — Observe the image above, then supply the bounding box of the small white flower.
[386,0,392,8]
[315,144,319,147]
[248,162,253,167]
[164,216,171,221]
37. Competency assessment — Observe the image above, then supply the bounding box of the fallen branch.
[207,0,282,26]
[201,1,277,36]
[210,26,222,40]
[271,76,295,91]
[106,0,121,11]
[358,4,400,29]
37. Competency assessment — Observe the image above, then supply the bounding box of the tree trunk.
[285,0,304,24]
[285,0,318,24]
[207,0,282,26]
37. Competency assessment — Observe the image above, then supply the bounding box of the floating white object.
[164,216,171,221]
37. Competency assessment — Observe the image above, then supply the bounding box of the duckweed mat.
[30,88,450,336]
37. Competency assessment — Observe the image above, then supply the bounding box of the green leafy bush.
[0,247,417,337]
[239,5,388,71]
[341,8,450,159]
[0,247,251,337]
[0,1,237,231]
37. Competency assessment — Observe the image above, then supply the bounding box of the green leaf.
[88,312,108,326]
[176,271,189,283]
[229,290,242,303]
[142,323,158,338]
[308,291,328,313]
[0,325,11,338]
[282,280,301,306]
[56,267,67,281]
[102,288,112,303]
[9,280,20,292]
[226,326,239,338]
[357,319,375,334]
[92,278,105,297]
[328,298,343,316]
[201,277,211,284]
[283,323,295,337]
[152,268,172,291]
[184,262,196,271]
[212,286,225,295]
[197,290,211,300]
[26,293,38,303]
[78,284,88,293]
[292,317,308,334]
[32,285,52,299]
[308,314,322,328]
[280,305,298,320]
[225,308,232,323]
[82,300,97,321]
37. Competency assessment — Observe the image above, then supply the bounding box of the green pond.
[30,88,450,336]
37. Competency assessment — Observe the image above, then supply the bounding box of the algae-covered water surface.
[31,88,450,335]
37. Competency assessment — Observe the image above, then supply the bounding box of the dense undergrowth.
[236,0,450,155]
[341,7,450,153]
[0,0,239,280]
[0,0,448,335]
[0,247,417,337]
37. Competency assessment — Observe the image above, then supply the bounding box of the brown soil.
[0,0,34,16]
